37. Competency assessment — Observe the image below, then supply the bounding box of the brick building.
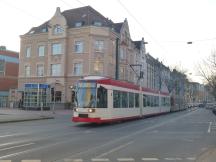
[0,46,19,107]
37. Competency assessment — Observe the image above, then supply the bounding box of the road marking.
[91,158,110,161]
[208,122,212,133]
[64,159,83,162]
[0,133,24,138]
[164,157,182,160]
[22,160,41,162]
[96,141,134,158]
[0,142,19,147]
[186,157,196,160]
[117,158,135,161]
[0,160,11,162]
[0,149,31,159]
[0,140,30,148]
[142,158,159,161]
[0,143,34,151]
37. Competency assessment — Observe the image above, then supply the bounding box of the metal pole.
[115,38,119,80]
[52,85,55,114]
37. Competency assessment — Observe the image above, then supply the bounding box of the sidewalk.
[197,148,216,162]
[0,108,73,123]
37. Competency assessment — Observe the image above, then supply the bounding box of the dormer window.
[29,30,35,34]
[75,22,83,27]
[53,24,63,35]
[93,21,102,27]
[41,28,47,32]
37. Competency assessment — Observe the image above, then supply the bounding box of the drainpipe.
[115,38,119,80]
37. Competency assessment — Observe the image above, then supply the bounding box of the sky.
[1,0,216,83]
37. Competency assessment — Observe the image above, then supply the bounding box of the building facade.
[19,6,144,108]
[0,46,19,107]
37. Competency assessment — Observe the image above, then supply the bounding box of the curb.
[0,116,54,124]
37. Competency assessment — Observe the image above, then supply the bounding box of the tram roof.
[80,76,169,95]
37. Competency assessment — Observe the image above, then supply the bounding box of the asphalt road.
[0,108,215,162]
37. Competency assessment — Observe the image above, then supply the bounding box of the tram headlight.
[88,108,95,113]
[74,108,78,112]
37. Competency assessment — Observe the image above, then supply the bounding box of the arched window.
[53,24,63,35]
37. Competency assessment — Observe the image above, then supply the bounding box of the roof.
[26,6,123,35]
[78,76,169,95]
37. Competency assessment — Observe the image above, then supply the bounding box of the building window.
[75,41,84,53]
[94,62,103,74]
[26,47,31,58]
[38,45,45,57]
[94,40,104,52]
[51,64,61,76]
[75,22,83,27]
[120,48,125,60]
[53,24,63,35]
[37,64,44,77]
[25,65,30,77]
[73,63,83,76]
[41,28,47,32]
[0,60,5,76]
[93,21,102,27]
[52,43,62,55]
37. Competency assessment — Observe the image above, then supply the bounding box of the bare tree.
[198,51,216,99]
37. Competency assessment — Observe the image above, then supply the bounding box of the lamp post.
[52,86,56,114]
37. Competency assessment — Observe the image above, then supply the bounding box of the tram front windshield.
[77,82,96,108]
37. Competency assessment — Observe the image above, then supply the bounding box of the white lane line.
[64,159,83,162]
[186,157,196,161]
[141,158,159,161]
[208,122,212,133]
[21,160,41,162]
[164,157,182,161]
[0,143,34,151]
[0,140,30,147]
[117,158,135,161]
[0,149,31,159]
[0,142,19,147]
[96,141,134,158]
[0,134,24,138]
[0,160,12,162]
[91,158,110,161]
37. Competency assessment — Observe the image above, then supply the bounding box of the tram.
[72,76,170,123]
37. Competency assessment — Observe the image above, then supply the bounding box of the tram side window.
[156,96,159,107]
[97,86,107,108]
[129,92,134,108]
[113,90,121,108]
[146,95,150,107]
[143,95,146,107]
[122,92,128,108]
[135,93,139,108]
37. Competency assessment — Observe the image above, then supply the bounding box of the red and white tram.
[72,76,171,123]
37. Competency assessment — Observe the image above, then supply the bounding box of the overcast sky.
[1,0,216,83]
